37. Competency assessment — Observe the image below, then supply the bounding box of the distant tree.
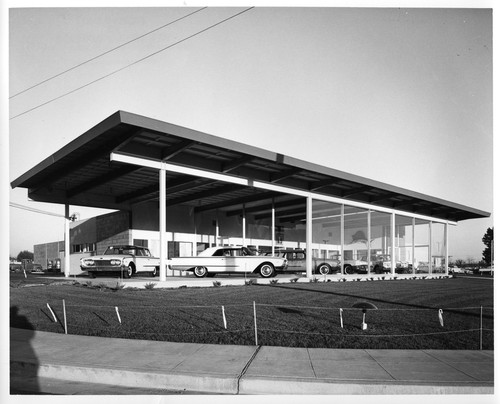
[16,250,33,262]
[454,259,465,267]
[482,227,494,266]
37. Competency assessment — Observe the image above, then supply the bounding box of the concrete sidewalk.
[10,327,494,395]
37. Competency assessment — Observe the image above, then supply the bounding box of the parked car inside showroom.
[168,246,288,278]
[81,245,160,278]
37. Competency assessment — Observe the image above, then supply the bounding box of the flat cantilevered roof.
[11,110,490,222]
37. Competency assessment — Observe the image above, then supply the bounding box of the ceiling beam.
[194,191,279,213]
[255,206,306,220]
[270,167,303,183]
[225,197,306,216]
[66,164,141,198]
[167,184,246,207]
[161,139,196,160]
[221,155,255,173]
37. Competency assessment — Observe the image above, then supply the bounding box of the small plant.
[381,276,385,280]
[356,278,361,282]
[85,281,93,287]
[178,285,187,289]
[269,279,279,284]
[144,282,157,290]
[110,282,125,291]
[309,277,319,283]
[213,281,222,287]
[341,278,347,282]
[245,279,257,285]
[289,277,299,283]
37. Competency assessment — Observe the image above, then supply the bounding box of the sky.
[3,2,495,263]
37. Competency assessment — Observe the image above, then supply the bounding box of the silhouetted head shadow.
[10,305,40,394]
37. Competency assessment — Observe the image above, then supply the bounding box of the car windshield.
[104,247,135,255]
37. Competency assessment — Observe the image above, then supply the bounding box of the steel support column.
[445,222,449,276]
[64,204,70,278]
[159,164,167,281]
[391,212,396,275]
[340,204,345,275]
[306,196,312,278]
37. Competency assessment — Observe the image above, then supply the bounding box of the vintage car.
[81,245,160,278]
[343,258,369,274]
[168,246,288,278]
[360,254,392,274]
[277,249,341,275]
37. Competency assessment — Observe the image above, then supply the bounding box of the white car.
[81,245,160,278]
[169,246,288,278]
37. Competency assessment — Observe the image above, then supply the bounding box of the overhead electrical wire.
[10,202,66,218]
[10,7,254,121]
[9,7,208,99]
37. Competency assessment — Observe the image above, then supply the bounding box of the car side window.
[212,249,225,256]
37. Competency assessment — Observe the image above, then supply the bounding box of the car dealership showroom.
[11,111,490,281]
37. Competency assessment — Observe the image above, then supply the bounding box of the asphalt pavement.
[10,327,494,395]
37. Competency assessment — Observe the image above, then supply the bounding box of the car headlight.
[110,259,122,266]
[82,259,95,266]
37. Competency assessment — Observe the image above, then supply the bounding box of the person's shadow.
[10,306,40,394]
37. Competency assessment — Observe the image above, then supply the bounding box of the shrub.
[309,277,319,283]
[245,279,257,285]
[289,278,299,283]
[213,281,222,287]
[269,279,279,284]
[144,282,157,290]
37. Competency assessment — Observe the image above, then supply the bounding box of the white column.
[215,212,219,246]
[429,222,433,274]
[271,198,275,255]
[159,165,167,281]
[306,196,312,278]
[391,212,396,275]
[367,210,371,274]
[242,204,246,247]
[64,204,70,278]
[412,217,416,275]
[445,222,449,276]
[340,204,345,275]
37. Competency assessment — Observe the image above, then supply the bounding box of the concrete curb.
[12,360,494,395]
[11,361,240,394]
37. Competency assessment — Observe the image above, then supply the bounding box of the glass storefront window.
[431,222,446,274]
[343,206,369,274]
[414,218,430,274]
[369,210,392,274]
[395,215,413,274]
[312,200,342,273]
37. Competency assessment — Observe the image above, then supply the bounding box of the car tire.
[259,263,275,278]
[123,265,133,279]
[345,265,354,275]
[193,266,208,278]
[317,264,331,275]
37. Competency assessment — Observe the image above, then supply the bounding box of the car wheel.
[318,264,331,275]
[151,267,158,277]
[259,263,275,278]
[123,265,133,279]
[193,266,208,278]
[345,265,354,275]
[88,271,96,279]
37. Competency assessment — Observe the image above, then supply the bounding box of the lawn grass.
[9,273,493,350]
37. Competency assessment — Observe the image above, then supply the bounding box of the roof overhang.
[11,110,490,222]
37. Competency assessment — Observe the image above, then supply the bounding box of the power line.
[9,7,208,99]
[10,7,254,121]
[10,202,65,218]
